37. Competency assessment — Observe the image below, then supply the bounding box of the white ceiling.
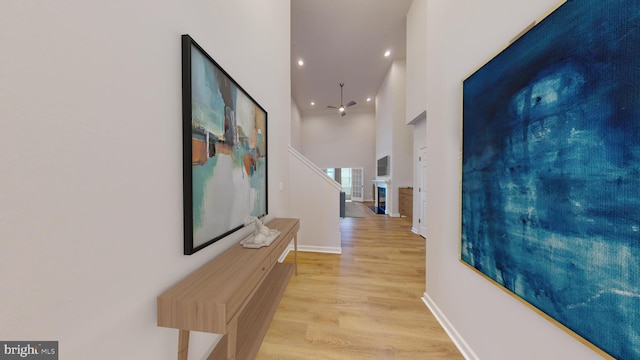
[291,0,414,117]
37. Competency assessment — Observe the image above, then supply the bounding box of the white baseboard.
[295,245,342,254]
[279,244,342,262]
[422,292,479,360]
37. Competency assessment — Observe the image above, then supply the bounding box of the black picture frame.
[182,34,268,255]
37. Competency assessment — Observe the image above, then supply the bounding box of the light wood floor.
[256,202,464,360]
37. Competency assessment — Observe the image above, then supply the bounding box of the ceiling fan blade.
[329,83,351,116]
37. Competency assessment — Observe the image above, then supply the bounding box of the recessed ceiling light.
[366,97,371,102]
[310,101,315,106]
[384,50,391,57]
[298,59,304,66]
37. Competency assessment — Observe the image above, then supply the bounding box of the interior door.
[420,147,427,237]
[351,167,364,202]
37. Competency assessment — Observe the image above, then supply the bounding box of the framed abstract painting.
[182,34,267,255]
[461,1,640,358]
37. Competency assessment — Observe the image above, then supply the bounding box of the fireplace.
[372,179,390,215]
[377,187,386,214]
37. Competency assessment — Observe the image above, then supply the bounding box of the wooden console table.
[157,218,299,360]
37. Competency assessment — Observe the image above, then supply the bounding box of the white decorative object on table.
[241,216,281,248]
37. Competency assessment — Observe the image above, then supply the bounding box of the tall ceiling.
[291,0,414,117]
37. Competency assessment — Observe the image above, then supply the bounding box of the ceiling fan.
[327,83,356,116]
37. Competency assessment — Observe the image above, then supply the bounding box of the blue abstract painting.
[461,1,640,358]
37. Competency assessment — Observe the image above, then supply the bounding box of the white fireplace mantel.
[372,179,391,187]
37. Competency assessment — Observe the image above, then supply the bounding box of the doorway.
[326,167,364,202]
[419,147,427,237]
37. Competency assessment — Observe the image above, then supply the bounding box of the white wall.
[422,0,602,359]
[300,111,376,201]
[291,98,303,151]
[405,0,428,124]
[375,61,412,216]
[288,147,342,253]
[390,61,413,190]
[375,74,394,165]
[0,1,290,359]
[406,0,428,232]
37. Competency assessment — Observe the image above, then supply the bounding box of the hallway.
[256,202,463,359]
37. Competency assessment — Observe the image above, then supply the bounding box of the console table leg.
[294,234,298,275]
[226,319,237,360]
[178,330,189,360]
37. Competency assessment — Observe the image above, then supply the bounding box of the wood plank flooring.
[256,202,463,360]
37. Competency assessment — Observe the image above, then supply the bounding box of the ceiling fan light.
[339,106,345,112]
